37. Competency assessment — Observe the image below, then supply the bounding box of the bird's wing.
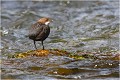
[35,24,50,40]
[28,22,43,39]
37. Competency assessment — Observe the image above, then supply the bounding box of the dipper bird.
[28,17,52,50]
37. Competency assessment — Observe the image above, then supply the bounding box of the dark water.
[1,0,119,80]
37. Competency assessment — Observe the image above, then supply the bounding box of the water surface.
[1,1,119,80]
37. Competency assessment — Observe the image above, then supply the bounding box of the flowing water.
[1,0,119,80]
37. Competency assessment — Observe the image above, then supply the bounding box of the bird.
[28,17,52,50]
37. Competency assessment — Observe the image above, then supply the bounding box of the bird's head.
[37,17,53,25]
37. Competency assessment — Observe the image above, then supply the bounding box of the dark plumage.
[28,18,52,50]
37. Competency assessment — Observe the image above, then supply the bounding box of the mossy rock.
[12,49,70,58]
[7,49,119,61]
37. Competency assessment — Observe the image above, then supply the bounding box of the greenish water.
[1,1,119,80]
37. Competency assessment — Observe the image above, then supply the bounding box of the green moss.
[69,54,85,60]
[68,53,98,60]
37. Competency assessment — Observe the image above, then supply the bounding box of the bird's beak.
[50,19,53,22]
[49,18,53,22]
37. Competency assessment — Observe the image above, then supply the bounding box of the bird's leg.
[41,41,44,50]
[33,40,37,50]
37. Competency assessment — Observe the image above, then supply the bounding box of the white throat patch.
[45,21,50,25]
